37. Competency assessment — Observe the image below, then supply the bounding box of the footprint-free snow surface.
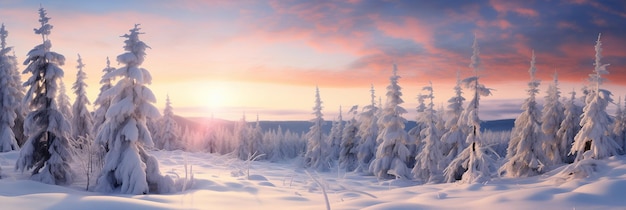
[1,150,625,209]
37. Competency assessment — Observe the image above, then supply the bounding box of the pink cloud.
[489,0,539,17]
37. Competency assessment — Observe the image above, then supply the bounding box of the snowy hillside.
[1,149,625,210]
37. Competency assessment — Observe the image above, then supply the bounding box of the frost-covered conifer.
[328,106,343,162]
[444,37,494,183]
[571,34,619,161]
[16,8,73,185]
[556,90,582,163]
[541,72,565,165]
[356,85,379,173]
[71,54,93,142]
[613,97,626,155]
[0,24,20,152]
[369,64,411,179]
[441,71,466,164]
[407,93,428,168]
[412,82,444,183]
[94,25,173,194]
[93,57,115,134]
[57,80,73,124]
[339,105,359,171]
[235,114,252,160]
[304,86,330,171]
[500,51,547,177]
[156,95,181,151]
[248,115,265,159]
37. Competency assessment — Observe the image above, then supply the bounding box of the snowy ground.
[1,150,625,210]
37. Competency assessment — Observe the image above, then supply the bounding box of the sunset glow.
[1,0,625,121]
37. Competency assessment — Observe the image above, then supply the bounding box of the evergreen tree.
[339,105,359,172]
[235,113,254,160]
[500,51,547,177]
[571,34,619,161]
[0,24,20,152]
[1,24,26,147]
[407,93,428,168]
[328,106,343,162]
[613,96,626,155]
[93,57,115,134]
[441,71,466,164]
[57,79,73,125]
[356,85,379,173]
[94,25,173,194]
[444,36,494,183]
[15,7,73,185]
[540,72,565,165]
[412,82,444,183]
[248,114,265,159]
[369,64,411,179]
[71,54,94,142]
[556,90,582,163]
[156,95,181,151]
[304,86,330,171]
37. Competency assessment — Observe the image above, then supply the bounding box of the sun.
[204,82,236,111]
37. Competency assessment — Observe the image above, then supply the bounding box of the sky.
[0,0,625,121]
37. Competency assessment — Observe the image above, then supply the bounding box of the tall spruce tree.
[71,54,93,141]
[0,24,20,152]
[339,105,359,172]
[94,25,173,194]
[16,7,73,185]
[93,57,115,134]
[571,34,619,161]
[304,86,330,171]
[328,106,343,162]
[156,94,181,151]
[412,82,444,183]
[556,90,582,163]
[369,64,411,179]
[441,71,466,165]
[444,36,494,183]
[540,72,565,165]
[500,51,547,177]
[356,85,379,173]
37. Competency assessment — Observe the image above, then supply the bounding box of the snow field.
[2,149,626,209]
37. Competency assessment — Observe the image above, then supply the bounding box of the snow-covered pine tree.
[540,71,565,165]
[613,96,626,155]
[328,106,343,162]
[408,93,427,141]
[500,51,547,177]
[92,57,115,134]
[57,79,73,125]
[443,36,494,184]
[157,95,181,151]
[571,34,619,161]
[304,86,330,171]
[441,71,466,165]
[369,64,411,179]
[248,114,265,160]
[71,54,94,142]
[407,93,428,168]
[556,90,582,163]
[1,24,27,147]
[94,25,173,194]
[412,82,444,183]
[339,105,359,172]
[356,85,379,173]
[15,7,73,185]
[235,114,251,160]
[0,24,20,152]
